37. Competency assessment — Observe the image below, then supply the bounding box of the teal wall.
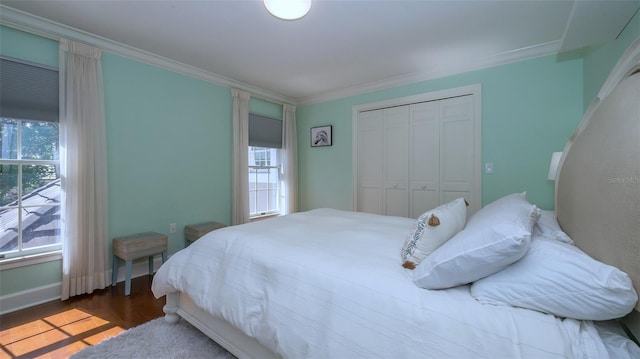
[1,26,234,296]
[0,260,62,295]
[0,26,58,67]
[297,55,583,212]
[102,54,232,252]
[250,97,283,118]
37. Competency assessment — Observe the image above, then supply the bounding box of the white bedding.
[152,208,612,358]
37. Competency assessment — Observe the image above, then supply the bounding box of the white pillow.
[465,192,539,231]
[471,237,638,321]
[594,321,640,359]
[533,210,574,244]
[413,192,539,289]
[400,198,467,268]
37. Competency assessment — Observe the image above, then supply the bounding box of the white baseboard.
[0,282,62,315]
[0,257,165,315]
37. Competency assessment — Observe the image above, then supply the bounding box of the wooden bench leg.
[125,259,133,296]
[148,256,154,275]
[112,256,119,286]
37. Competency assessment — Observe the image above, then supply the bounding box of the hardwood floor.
[0,275,165,359]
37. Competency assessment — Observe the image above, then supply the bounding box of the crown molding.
[0,5,295,105]
[2,4,564,107]
[297,40,561,105]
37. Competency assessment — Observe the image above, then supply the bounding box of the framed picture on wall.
[311,125,332,147]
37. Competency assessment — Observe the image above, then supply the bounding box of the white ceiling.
[1,1,639,104]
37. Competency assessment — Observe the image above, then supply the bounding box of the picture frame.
[310,125,332,147]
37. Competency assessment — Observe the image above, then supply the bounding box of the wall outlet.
[169,223,176,234]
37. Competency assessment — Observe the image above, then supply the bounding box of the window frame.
[1,117,62,261]
[248,146,282,218]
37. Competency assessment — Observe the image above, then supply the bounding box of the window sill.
[0,251,62,270]
[250,213,280,222]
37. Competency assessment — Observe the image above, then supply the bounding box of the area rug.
[71,317,237,359]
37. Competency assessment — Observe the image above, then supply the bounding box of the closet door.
[383,106,410,217]
[357,110,384,214]
[439,95,475,207]
[409,102,440,218]
[354,87,480,218]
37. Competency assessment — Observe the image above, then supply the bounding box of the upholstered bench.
[112,231,168,296]
[184,221,226,247]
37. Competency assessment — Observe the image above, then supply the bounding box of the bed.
[152,37,640,359]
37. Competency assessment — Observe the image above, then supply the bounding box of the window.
[253,147,271,167]
[1,119,60,259]
[0,57,60,260]
[248,112,283,218]
[249,147,280,217]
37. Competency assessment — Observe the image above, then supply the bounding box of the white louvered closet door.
[356,92,478,218]
[357,110,384,214]
[409,101,440,218]
[439,96,475,207]
[383,106,410,217]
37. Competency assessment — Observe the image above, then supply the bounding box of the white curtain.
[282,103,298,214]
[232,88,251,225]
[60,39,109,300]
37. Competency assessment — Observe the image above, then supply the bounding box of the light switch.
[485,162,494,174]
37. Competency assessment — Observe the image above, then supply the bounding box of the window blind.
[249,113,282,148]
[0,57,59,123]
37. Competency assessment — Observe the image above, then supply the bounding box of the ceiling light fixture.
[264,0,312,21]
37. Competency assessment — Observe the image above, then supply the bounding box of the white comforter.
[152,208,610,358]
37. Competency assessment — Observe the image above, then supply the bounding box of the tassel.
[402,261,416,270]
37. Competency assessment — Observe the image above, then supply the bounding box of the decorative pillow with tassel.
[400,198,468,269]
